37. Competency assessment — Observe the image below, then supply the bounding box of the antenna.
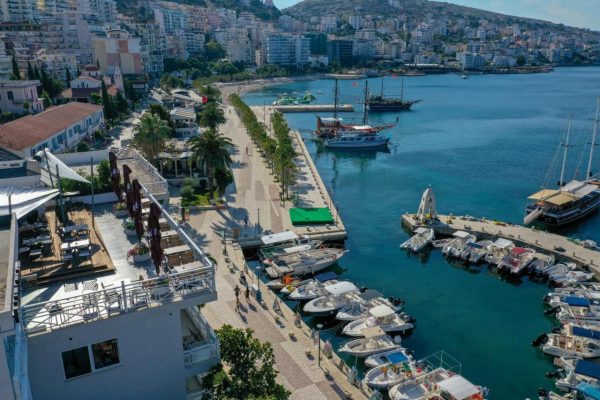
[559,114,573,191]
[586,97,600,179]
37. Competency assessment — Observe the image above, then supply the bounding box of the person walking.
[234,285,241,301]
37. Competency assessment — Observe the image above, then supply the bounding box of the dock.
[401,213,600,274]
[274,104,354,113]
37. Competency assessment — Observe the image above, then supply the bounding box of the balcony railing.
[20,266,216,335]
[114,147,169,196]
[183,306,219,369]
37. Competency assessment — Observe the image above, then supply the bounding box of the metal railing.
[183,306,219,369]
[115,147,168,196]
[20,266,215,335]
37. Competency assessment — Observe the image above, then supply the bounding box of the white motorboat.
[556,359,600,392]
[363,357,424,390]
[551,270,594,287]
[303,281,359,316]
[259,231,320,260]
[288,277,339,301]
[400,228,434,253]
[497,247,535,277]
[336,290,403,321]
[338,328,401,358]
[280,271,339,295]
[483,238,514,265]
[365,348,413,369]
[459,240,492,263]
[545,289,600,309]
[342,305,414,337]
[542,330,600,359]
[264,247,345,278]
[555,296,600,326]
[442,231,476,258]
[389,369,486,400]
[544,262,577,279]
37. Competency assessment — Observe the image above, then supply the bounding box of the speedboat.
[266,275,302,290]
[389,369,487,400]
[545,289,600,309]
[336,290,403,321]
[556,359,600,392]
[363,358,424,390]
[365,348,413,369]
[342,305,414,337]
[259,231,321,260]
[338,330,401,358]
[528,253,556,278]
[497,247,535,277]
[483,238,514,265]
[544,262,577,280]
[460,240,492,263]
[442,231,476,258]
[303,281,359,316]
[281,271,338,297]
[400,228,434,253]
[288,277,340,301]
[264,247,345,278]
[555,297,600,326]
[550,270,594,287]
[542,329,600,359]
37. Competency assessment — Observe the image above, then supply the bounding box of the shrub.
[181,185,194,198]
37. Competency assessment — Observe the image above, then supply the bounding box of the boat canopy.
[452,230,471,238]
[324,281,357,296]
[351,125,372,130]
[573,183,599,197]
[261,231,298,245]
[369,305,395,318]
[576,382,600,400]
[576,360,600,380]
[545,192,578,206]
[438,375,479,400]
[493,238,513,249]
[565,296,591,307]
[415,227,429,234]
[361,326,386,338]
[315,272,337,282]
[528,189,559,200]
[359,289,384,302]
[385,352,408,365]
[572,326,600,340]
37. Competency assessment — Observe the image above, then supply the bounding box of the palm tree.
[199,101,226,130]
[188,129,233,200]
[133,113,171,163]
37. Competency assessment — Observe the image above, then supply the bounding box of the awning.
[572,326,600,340]
[576,360,600,380]
[36,149,89,186]
[528,189,558,200]
[546,192,578,206]
[261,231,299,245]
[565,296,590,307]
[324,281,357,296]
[369,305,395,318]
[0,187,59,218]
[438,375,479,399]
[576,382,600,400]
[452,230,471,238]
[493,238,513,249]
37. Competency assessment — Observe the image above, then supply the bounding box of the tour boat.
[338,330,402,358]
[368,76,421,112]
[542,330,600,359]
[388,369,487,400]
[497,247,535,277]
[324,127,390,149]
[264,247,345,278]
[365,348,413,369]
[556,359,600,392]
[280,271,337,296]
[342,305,414,337]
[483,238,514,265]
[336,290,404,321]
[303,281,359,316]
[459,240,492,263]
[288,276,340,301]
[364,358,425,390]
[400,227,435,253]
[442,231,476,258]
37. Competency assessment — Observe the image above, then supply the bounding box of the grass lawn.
[181,191,222,207]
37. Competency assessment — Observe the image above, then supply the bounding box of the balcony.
[181,306,219,370]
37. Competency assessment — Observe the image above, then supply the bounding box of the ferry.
[368,76,422,112]
[524,100,600,227]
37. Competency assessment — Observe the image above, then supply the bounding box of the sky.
[273,0,600,31]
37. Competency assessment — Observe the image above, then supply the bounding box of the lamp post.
[316,323,323,367]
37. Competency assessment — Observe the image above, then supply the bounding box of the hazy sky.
[274,0,600,31]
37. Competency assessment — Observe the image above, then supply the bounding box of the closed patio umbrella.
[132,179,144,241]
[148,203,163,275]
[109,152,122,201]
[122,164,134,217]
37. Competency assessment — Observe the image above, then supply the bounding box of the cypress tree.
[115,91,128,114]
[76,65,80,77]
[65,67,72,87]
[96,59,100,69]
[41,90,52,108]
[101,80,114,120]
[10,56,20,80]
[27,61,34,80]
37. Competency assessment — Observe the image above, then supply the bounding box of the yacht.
[524,101,600,228]
[400,228,435,253]
[338,331,402,358]
[483,238,514,265]
[555,296,600,326]
[303,281,359,316]
[365,348,413,369]
[264,247,345,278]
[336,290,403,321]
[288,276,340,301]
[460,240,492,263]
[542,327,600,359]
[545,262,577,280]
[280,271,337,295]
[342,305,414,337]
[389,369,486,400]
[259,231,320,260]
[497,247,535,277]
[528,253,556,278]
[364,357,424,390]
[442,231,476,258]
[556,359,600,392]
[550,270,594,287]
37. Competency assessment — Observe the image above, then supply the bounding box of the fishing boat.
[400,228,435,253]
[483,238,514,265]
[459,240,492,263]
[342,305,414,337]
[336,290,404,321]
[288,275,340,301]
[542,326,600,359]
[264,247,345,278]
[365,347,413,369]
[497,247,535,277]
[280,271,337,296]
[524,100,600,227]
[442,231,476,258]
[338,328,401,358]
[303,281,359,316]
[388,369,487,400]
[364,357,425,390]
[556,359,600,392]
[368,76,422,112]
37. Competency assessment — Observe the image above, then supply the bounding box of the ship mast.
[333,78,338,121]
[363,80,369,125]
[380,76,384,97]
[401,75,404,102]
[586,97,600,180]
[559,115,573,192]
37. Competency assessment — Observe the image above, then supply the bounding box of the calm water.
[243,67,600,400]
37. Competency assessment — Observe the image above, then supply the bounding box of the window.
[92,339,120,370]
[7,91,13,101]
[62,346,91,379]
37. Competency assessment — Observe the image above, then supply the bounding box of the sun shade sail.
[261,231,299,245]
[438,375,479,399]
[0,187,59,218]
[36,149,89,186]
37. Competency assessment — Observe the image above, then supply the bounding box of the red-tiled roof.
[0,102,103,151]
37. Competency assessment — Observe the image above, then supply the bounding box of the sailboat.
[524,98,600,227]
[368,76,421,112]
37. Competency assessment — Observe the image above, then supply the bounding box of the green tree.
[115,91,128,114]
[40,67,63,97]
[10,56,20,80]
[193,83,221,102]
[199,101,225,130]
[201,325,290,400]
[188,128,232,200]
[76,65,80,77]
[148,104,171,122]
[41,90,52,108]
[516,55,526,66]
[124,79,138,103]
[65,67,72,87]
[33,65,40,80]
[204,40,227,61]
[27,61,35,80]
[90,93,102,105]
[22,100,31,113]
[101,80,114,120]
[133,113,171,163]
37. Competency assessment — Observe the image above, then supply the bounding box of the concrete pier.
[274,104,354,113]
[402,213,600,274]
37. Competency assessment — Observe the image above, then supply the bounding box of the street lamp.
[316,323,323,367]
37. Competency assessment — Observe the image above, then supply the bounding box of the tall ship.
[368,76,421,112]
[524,99,600,227]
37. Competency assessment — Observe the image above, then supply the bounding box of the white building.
[0,80,43,114]
[92,29,143,76]
[458,52,485,70]
[348,15,364,30]
[262,34,310,68]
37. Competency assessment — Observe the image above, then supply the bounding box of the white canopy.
[452,230,471,238]
[369,305,395,318]
[415,227,429,234]
[493,238,513,249]
[36,149,89,187]
[438,375,479,399]
[0,187,59,218]
[361,326,386,338]
[324,281,357,296]
[261,231,299,245]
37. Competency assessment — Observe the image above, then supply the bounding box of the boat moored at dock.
[400,227,435,253]
[338,328,402,358]
[303,281,359,316]
[342,305,414,337]
[264,246,345,278]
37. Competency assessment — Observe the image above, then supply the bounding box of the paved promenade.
[183,105,364,399]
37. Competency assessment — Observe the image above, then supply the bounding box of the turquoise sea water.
[243,67,600,400]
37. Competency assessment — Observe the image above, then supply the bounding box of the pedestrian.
[245,286,250,303]
[234,285,241,301]
[245,146,249,155]
[235,297,241,312]
[244,215,249,227]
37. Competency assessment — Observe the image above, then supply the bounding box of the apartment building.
[0,79,43,114]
